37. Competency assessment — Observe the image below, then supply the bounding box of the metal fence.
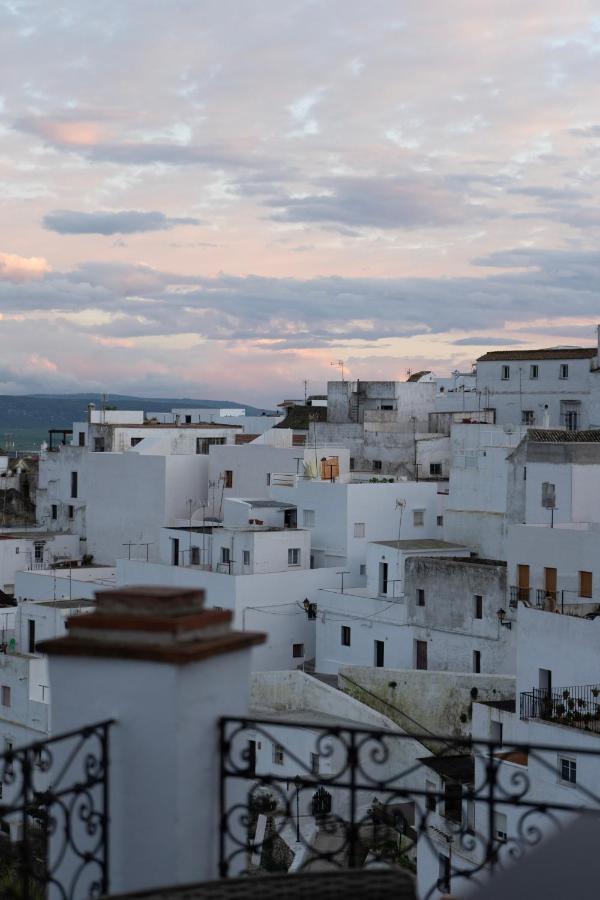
[0,720,113,900]
[521,685,600,735]
[219,716,600,899]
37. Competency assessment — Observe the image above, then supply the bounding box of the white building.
[0,530,80,594]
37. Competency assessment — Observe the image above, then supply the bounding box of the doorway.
[379,562,388,596]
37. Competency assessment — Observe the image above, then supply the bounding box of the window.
[341,625,351,647]
[417,588,425,607]
[1,686,10,708]
[494,812,508,842]
[443,781,462,822]
[224,470,233,489]
[292,643,304,658]
[272,743,284,765]
[190,547,200,566]
[130,437,143,447]
[466,800,475,834]
[310,753,320,775]
[579,571,592,599]
[34,542,44,562]
[429,462,442,476]
[474,594,483,619]
[28,619,36,654]
[413,509,424,527]
[559,756,576,785]
[522,410,535,426]
[360,564,366,576]
[473,650,481,674]
[221,547,230,564]
[438,854,451,894]
[78,432,85,447]
[541,481,556,509]
[51,504,57,520]
[303,509,315,527]
[266,473,271,486]
[373,459,382,471]
[490,720,503,746]
[93,437,105,452]
[70,471,78,498]
[68,505,74,519]
[560,364,569,380]
[288,548,301,566]
[501,365,510,380]
[196,436,226,454]
[349,457,355,471]
[353,522,365,538]
[530,364,539,380]
[425,779,436,811]
[437,515,444,527]
[242,550,250,566]
[185,415,192,424]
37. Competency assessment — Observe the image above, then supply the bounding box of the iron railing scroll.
[219,716,600,899]
[0,720,113,900]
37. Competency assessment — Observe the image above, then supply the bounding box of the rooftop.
[37,599,97,609]
[477,347,597,362]
[274,405,327,429]
[406,370,432,382]
[528,428,600,443]
[372,539,468,551]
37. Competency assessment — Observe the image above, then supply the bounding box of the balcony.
[509,585,530,606]
[521,684,600,734]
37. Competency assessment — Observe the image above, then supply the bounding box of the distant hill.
[0,394,274,452]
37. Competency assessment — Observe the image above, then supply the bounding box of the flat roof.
[372,539,468,551]
[239,499,297,510]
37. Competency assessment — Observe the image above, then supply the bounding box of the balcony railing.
[521,685,600,734]
[0,719,113,900]
[219,717,600,899]
[536,589,558,609]
[509,585,529,606]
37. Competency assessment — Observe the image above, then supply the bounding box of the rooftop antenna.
[330,360,345,382]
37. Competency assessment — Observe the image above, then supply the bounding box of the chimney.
[40,587,265,895]
[87,401,95,423]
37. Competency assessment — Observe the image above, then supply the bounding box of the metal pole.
[296,778,300,842]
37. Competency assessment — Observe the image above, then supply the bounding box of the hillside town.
[2,337,600,897]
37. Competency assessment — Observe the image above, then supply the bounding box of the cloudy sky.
[1,0,600,405]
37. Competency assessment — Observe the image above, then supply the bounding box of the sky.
[1,0,600,406]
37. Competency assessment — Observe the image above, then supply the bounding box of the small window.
[34,542,44,562]
[438,854,451,894]
[559,756,576,784]
[1,686,11,708]
[190,547,200,566]
[292,643,304,658]
[530,364,539,380]
[28,619,36,654]
[130,436,143,447]
[354,522,365,538]
[474,595,483,619]
[359,564,366,576]
[437,515,444,527]
[303,509,315,527]
[522,410,534,426]
[473,650,481,674]
[417,588,425,607]
[68,505,74,519]
[415,639,428,670]
[242,550,250,566]
[51,504,57,520]
[443,781,462,822]
[494,812,508,842]
[310,753,320,775]
[429,463,442,476]
[221,547,230,564]
[93,437,105,452]
[341,625,351,647]
[272,743,284,765]
[413,509,425,527]
[349,457,355,471]
[224,470,233,489]
[490,720,503,746]
[501,365,510,380]
[70,471,78,498]
[288,548,301,566]
[373,459,382,471]
[185,415,192,423]
[560,364,569,380]
[541,481,556,508]
[78,432,85,446]
[579,571,592,599]
[266,473,271,486]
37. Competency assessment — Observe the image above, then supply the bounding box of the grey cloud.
[43,209,202,235]
[569,125,600,138]
[266,175,494,230]
[452,336,525,346]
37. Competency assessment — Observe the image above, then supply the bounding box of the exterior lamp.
[497,609,512,630]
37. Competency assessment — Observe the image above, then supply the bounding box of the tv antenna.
[330,360,345,381]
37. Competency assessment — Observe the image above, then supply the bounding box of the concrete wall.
[339,666,515,738]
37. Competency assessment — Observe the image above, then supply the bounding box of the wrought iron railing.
[521,685,600,734]
[219,717,600,899]
[0,720,113,900]
[535,589,558,608]
[509,585,529,605]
